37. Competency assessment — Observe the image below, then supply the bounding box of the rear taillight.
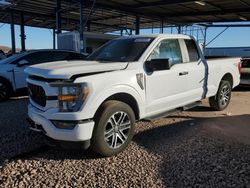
[238,62,241,74]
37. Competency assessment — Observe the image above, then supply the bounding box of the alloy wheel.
[219,85,230,107]
[104,111,131,149]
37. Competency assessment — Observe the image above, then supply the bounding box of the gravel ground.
[0,87,250,188]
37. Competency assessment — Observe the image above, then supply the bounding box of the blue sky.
[1,22,250,49]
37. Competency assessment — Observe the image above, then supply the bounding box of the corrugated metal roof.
[0,0,250,33]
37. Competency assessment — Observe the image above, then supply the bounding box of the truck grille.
[28,83,46,107]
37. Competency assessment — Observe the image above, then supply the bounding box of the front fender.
[84,84,145,119]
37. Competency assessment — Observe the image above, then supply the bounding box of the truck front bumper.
[27,105,95,142]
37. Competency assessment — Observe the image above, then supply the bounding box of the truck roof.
[117,34,193,40]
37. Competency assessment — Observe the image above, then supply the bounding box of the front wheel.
[91,100,135,157]
[209,80,232,111]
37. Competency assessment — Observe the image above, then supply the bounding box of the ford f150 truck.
[25,34,241,156]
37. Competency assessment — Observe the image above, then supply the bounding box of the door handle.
[179,71,189,76]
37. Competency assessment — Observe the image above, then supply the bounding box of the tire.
[0,79,11,102]
[209,80,232,111]
[91,100,135,157]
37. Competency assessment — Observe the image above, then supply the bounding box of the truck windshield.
[87,37,154,62]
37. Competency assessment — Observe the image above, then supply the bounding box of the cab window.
[185,39,200,62]
[148,39,183,66]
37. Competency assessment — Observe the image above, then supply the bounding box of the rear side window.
[24,52,50,65]
[50,52,69,61]
[67,52,86,60]
[185,39,200,62]
[51,52,85,61]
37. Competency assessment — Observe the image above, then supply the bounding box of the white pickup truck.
[25,34,241,156]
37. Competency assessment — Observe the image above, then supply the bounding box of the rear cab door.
[180,38,208,100]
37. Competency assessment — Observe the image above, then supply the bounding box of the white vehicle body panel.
[25,60,128,79]
[25,34,241,142]
[0,53,29,90]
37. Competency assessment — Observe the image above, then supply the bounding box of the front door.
[145,39,190,116]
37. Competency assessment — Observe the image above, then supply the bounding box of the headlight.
[51,83,89,112]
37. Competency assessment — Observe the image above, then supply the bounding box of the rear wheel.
[91,100,135,157]
[0,80,11,102]
[209,80,232,111]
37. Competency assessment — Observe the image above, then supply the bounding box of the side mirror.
[17,59,29,67]
[146,58,171,72]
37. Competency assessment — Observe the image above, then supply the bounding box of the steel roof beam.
[161,7,250,18]
[128,0,196,8]
[1,9,134,31]
[198,23,250,27]
[239,0,250,7]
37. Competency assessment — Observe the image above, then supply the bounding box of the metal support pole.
[53,28,56,49]
[87,21,91,32]
[160,20,164,34]
[20,12,26,52]
[56,0,62,34]
[135,15,140,35]
[80,0,85,53]
[10,11,16,54]
[203,27,207,53]
[130,29,132,35]
[177,26,181,34]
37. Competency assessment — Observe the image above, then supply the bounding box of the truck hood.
[25,60,128,79]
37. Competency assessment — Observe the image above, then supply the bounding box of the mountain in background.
[0,45,21,53]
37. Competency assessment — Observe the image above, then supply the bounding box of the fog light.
[52,120,77,130]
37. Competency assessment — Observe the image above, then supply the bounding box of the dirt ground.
[0,86,250,187]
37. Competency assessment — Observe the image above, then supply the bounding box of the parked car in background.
[25,34,241,157]
[0,50,6,60]
[240,58,250,85]
[0,49,87,101]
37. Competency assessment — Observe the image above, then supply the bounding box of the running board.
[182,101,202,110]
[143,101,201,121]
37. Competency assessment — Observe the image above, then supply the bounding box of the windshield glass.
[87,37,154,62]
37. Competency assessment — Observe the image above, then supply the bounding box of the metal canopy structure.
[1,0,250,53]
[1,0,250,33]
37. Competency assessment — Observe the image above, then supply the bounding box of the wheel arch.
[221,73,233,88]
[94,92,141,121]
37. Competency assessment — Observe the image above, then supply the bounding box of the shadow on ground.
[1,93,250,187]
[233,85,250,92]
[134,115,250,187]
